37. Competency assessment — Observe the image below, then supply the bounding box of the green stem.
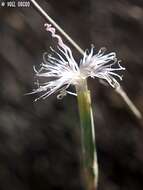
[76,79,98,190]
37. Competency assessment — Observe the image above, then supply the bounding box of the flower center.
[72,71,86,85]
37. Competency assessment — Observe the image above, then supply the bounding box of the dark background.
[0,0,143,190]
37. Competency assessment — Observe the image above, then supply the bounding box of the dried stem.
[116,86,142,119]
[30,0,142,119]
[30,0,84,55]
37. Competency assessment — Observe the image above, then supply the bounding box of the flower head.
[32,23,125,101]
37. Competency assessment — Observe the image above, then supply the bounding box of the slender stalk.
[116,86,142,119]
[30,0,84,55]
[76,79,98,190]
[30,0,142,120]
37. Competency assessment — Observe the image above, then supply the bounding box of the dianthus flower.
[32,23,125,101]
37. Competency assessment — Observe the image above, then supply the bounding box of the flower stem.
[76,79,98,190]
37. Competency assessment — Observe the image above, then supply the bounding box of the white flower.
[32,23,125,101]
